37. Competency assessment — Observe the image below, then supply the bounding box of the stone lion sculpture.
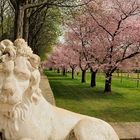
[0,39,119,140]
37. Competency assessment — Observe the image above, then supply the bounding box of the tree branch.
[9,0,17,10]
[116,51,140,64]
[85,4,113,37]
[24,0,93,10]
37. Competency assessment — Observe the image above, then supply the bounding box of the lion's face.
[0,56,31,107]
[0,39,41,117]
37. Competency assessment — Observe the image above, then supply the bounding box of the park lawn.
[45,70,140,122]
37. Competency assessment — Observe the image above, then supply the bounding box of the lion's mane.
[0,38,42,139]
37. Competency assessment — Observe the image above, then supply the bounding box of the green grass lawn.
[45,70,140,122]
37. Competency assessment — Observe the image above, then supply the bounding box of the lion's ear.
[25,87,41,105]
[31,89,41,105]
[31,93,39,105]
[28,54,40,69]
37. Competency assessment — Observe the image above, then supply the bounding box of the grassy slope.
[45,70,140,122]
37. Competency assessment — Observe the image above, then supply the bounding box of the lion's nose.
[2,83,14,96]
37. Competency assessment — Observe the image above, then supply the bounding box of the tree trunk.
[120,71,123,83]
[57,68,60,73]
[23,9,29,41]
[117,70,120,77]
[81,70,86,83]
[137,72,139,88]
[90,70,97,87]
[72,68,74,79]
[0,4,4,39]
[14,5,24,39]
[104,72,112,93]
[62,68,66,76]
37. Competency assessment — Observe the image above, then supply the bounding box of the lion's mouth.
[0,93,22,105]
[0,102,21,119]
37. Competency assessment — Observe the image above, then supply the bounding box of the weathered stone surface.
[110,122,140,140]
[0,39,119,140]
[40,75,55,105]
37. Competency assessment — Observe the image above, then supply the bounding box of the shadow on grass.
[44,70,140,122]
[45,70,124,101]
[49,81,124,101]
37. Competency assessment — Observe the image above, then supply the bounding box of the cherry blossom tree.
[46,43,79,78]
[47,0,140,92]
[64,5,109,86]
[88,40,108,87]
[64,46,79,79]
[55,47,69,75]
[46,46,68,75]
[64,9,100,84]
[86,0,140,92]
[65,30,89,83]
